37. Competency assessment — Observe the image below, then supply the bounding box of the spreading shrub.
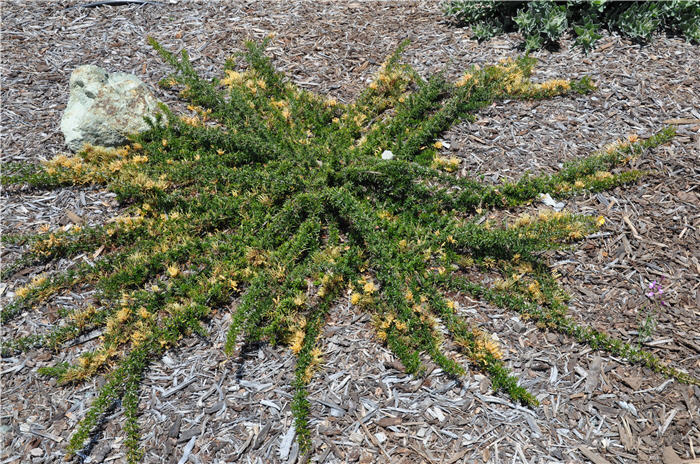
[2,39,698,462]
[444,0,700,51]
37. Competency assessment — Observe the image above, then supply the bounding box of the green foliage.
[444,0,700,51]
[2,39,695,462]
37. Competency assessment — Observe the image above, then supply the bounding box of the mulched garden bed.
[2,1,698,463]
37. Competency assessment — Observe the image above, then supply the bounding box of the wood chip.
[278,425,295,461]
[578,445,613,464]
[663,118,700,125]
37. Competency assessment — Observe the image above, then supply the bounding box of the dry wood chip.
[375,417,401,427]
[64,209,84,224]
[622,215,643,240]
[177,435,197,464]
[578,445,614,464]
[278,425,295,461]
[585,355,603,393]
[618,417,635,452]
[252,423,271,450]
[162,376,196,398]
[168,415,182,439]
[663,118,700,125]
[662,446,684,464]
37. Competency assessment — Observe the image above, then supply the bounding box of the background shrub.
[444,0,700,52]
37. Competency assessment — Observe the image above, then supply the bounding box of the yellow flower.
[116,307,131,324]
[220,70,243,87]
[30,275,47,287]
[162,138,168,147]
[517,262,533,274]
[596,215,605,227]
[536,79,570,93]
[556,182,572,193]
[377,210,394,221]
[302,365,315,383]
[289,330,305,354]
[167,265,180,278]
[350,293,362,305]
[433,141,443,149]
[482,337,503,359]
[363,281,377,294]
[15,286,30,299]
[293,293,306,306]
[310,347,323,364]
[527,280,540,295]
[574,180,585,189]
[131,330,147,346]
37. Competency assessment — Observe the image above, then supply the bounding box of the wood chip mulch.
[1,1,699,463]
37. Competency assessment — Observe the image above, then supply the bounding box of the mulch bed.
[1,1,699,463]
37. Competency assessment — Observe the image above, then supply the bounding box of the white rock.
[61,65,160,152]
[538,193,566,212]
[380,150,394,160]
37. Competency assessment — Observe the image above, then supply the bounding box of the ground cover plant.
[2,38,698,462]
[443,0,700,51]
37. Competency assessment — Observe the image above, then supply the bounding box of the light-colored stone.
[380,150,394,160]
[61,65,160,152]
[538,192,566,212]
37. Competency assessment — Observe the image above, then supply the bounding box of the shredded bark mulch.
[1,1,699,463]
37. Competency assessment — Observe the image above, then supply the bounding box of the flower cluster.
[646,279,665,305]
